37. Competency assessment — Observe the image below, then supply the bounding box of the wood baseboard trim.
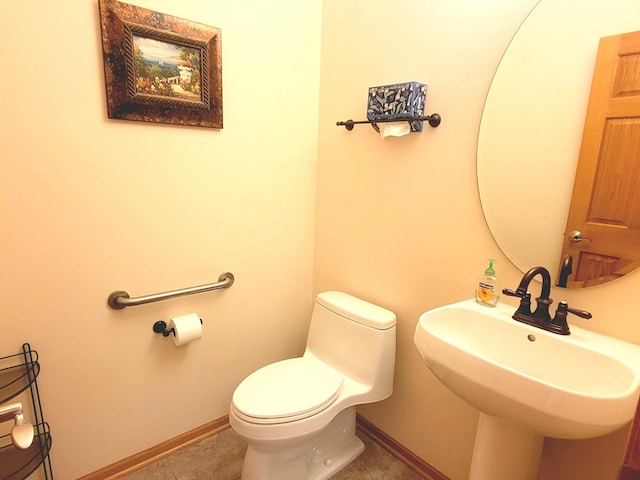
[79,413,448,480]
[356,413,450,480]
[77,415,230,480]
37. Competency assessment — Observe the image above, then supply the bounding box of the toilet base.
[239,407,364,480]
[307,434,364,480]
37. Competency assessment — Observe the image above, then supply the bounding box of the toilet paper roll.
[379,122,411,138]
[169,313,203,346]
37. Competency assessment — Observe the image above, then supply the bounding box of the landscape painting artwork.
[133,36,202,101]
[98,0,222,128]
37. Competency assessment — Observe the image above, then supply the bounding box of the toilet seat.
[232,358,343,425]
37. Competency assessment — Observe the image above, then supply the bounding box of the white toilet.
[229,291,396,480]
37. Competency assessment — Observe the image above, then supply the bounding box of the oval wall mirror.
[477,0,640,288]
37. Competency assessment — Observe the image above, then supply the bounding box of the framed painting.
[98,0,222,128]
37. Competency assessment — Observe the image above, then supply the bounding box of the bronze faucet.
[503,266,591,335]
[556,254,573,287]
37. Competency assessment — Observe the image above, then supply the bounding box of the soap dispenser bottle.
[475,259,500,307]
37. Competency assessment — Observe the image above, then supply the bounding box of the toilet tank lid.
[316,291,396,330]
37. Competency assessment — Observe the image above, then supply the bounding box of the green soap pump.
[475,259,500,307]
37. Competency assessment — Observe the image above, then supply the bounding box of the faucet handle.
[503,288,533,318]
[556,301,592,319]
[551,301,592,335]
[550,301,571,335]
[502,287,529,298]
[566,305,592,320]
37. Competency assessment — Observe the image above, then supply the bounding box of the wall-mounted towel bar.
[107,272,234,310]
[336,113,441,131]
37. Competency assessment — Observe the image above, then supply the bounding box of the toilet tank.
[305,291,396,401]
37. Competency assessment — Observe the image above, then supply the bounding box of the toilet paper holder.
[153,318,202,337]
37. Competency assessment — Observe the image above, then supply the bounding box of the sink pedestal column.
[469,413,544,480]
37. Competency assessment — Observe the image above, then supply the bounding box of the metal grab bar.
[107,272,234,310]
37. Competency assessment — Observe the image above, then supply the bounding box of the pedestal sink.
[414,299,640,480]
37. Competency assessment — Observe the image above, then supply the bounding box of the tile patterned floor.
[118,427,425,479]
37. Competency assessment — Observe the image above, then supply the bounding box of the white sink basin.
[414,299,640,440]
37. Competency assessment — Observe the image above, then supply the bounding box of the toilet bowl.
[229,291,396,480]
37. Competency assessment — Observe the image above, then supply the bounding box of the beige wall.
[316,1,640,480]
[0,1,321,478]
[4,1,640,479]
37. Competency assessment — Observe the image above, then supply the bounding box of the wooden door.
[558,30,640,288]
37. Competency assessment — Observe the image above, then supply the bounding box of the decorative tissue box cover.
[367,82,427,132]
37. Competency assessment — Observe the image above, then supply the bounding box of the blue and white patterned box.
[367,82,427,132]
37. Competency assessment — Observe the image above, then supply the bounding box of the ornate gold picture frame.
[98,0,222,128]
